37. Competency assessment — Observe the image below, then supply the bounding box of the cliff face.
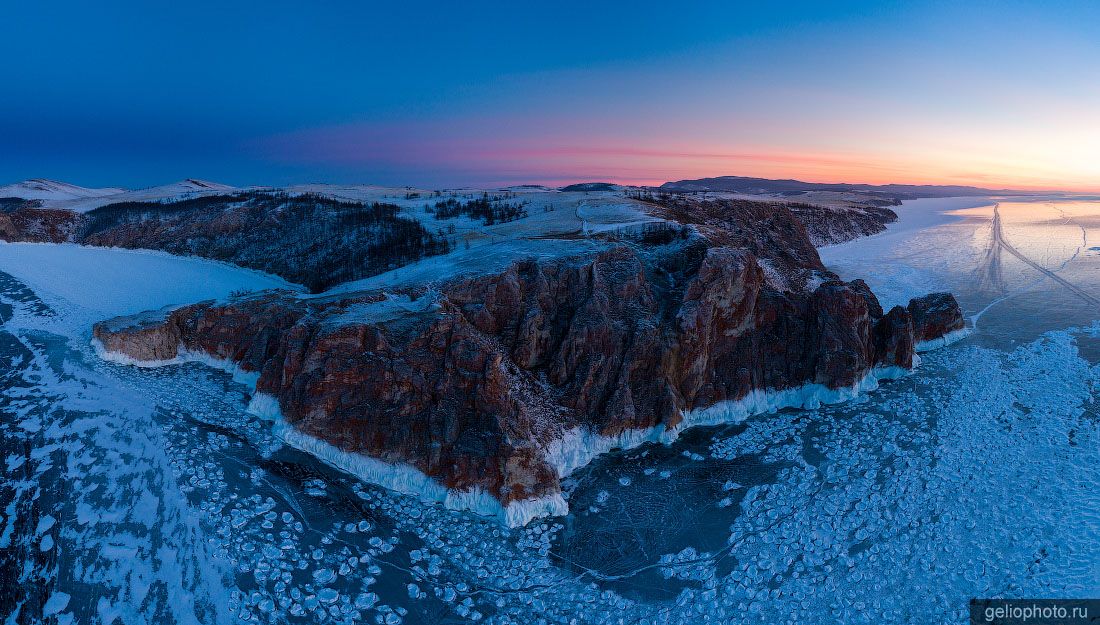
[635,192,898,248]
[93,227,965,523]
[787,204,898,246]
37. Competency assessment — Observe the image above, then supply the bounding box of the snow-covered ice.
[0,242,301,336]
[1,195,1099,624]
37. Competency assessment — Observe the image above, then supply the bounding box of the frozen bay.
[1,199,1098,623]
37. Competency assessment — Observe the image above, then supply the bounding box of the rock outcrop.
[787,203,898,246]
[634,191,898,248]
[908,292,968,345]
[0,203,84,243]
[93,226,966,525]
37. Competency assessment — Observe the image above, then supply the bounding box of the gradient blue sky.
[3,1,1098,190]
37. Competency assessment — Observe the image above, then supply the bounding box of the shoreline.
[92,338,952,527]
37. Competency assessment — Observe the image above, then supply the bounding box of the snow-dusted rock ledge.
[247,393,569,528]
[94,340,566,527]
[95,336,938,528]
[916,326,972,352]
[92,337,261,387]
[544,364,912,482]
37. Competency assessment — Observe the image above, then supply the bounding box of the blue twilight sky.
[2,1,1098,190]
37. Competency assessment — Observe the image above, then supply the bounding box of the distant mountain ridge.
[0,178,236,213]
[660,175,1026,199]
[559,182,621,192]
[0,178,126,201]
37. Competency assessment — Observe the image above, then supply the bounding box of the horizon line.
[4,173,1098,196]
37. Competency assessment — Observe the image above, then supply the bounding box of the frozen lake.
[1,199,1098,624]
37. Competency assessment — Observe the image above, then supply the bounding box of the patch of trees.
[0,197,43,212]
[82,192,256,236]
[0,205,83,243]
[637,222,693,245]
[430,193,528,225]
[81,191,451,292]
[624,189,676,204]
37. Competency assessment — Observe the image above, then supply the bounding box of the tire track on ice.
[990,203,1099,307]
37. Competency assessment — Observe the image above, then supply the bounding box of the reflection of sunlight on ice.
[824,198,1100,330]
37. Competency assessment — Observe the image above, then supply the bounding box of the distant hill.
[660,175,1023,199]
[0,178,126,201]
[559,182,621,192]
[0,178,236,213]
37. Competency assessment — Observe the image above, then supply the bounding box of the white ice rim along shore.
[91,327,970,528]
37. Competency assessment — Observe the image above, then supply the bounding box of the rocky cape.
[92,197,966,526]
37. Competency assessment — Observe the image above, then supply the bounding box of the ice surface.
[546,364,911,487]
[819,196,996,308]
[41,592,70,616]
[0,242,301,337]
[3,196,1099,624]
[93,339,261,388]
[0,295,234,623]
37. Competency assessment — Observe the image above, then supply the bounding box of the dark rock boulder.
[908,292,966,344]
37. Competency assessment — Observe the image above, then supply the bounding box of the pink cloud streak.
[253,119,1098,192]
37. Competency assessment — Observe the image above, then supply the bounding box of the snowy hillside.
[0,178,237,212]
[0,178,125,202]
[0,178,901,295]
[2,184,665,293]
[322,191,662,294]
